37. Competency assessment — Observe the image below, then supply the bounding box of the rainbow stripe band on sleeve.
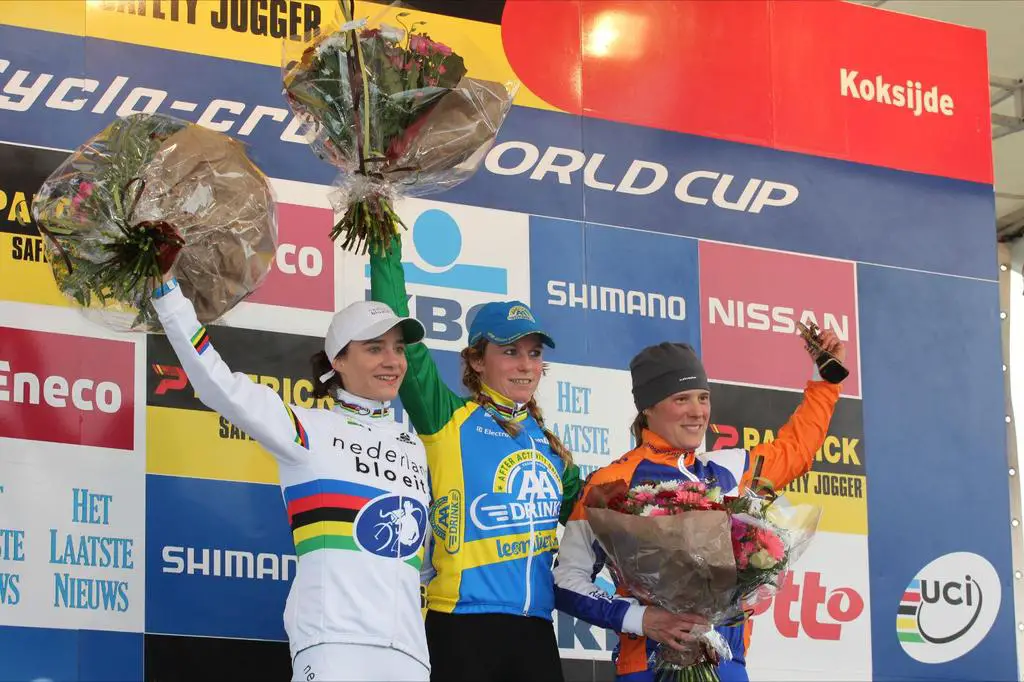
[190,326,211,355]
[283,479,422,569]
[283,404,310,450]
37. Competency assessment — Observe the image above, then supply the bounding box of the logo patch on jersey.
[469,450,563,531]
[353,494,427,560]
[429,489,463,554]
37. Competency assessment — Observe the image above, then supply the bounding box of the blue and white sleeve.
[553,515,646,635]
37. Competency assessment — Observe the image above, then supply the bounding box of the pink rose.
[409,35,430,55]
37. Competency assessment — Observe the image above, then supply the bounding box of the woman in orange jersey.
[552,334,845,682]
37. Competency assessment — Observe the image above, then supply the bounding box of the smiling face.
[469,334,545,404]
[333,325,408,402]
[644,388,711,451]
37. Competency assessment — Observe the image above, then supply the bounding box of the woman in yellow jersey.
[371,235,580,682]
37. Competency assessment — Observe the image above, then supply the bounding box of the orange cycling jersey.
[552,379,840,682]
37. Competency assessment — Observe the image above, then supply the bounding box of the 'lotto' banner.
[0,2,1014,681]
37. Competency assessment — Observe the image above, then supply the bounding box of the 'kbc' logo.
[897,552,1001,664]
[364,207,510,344]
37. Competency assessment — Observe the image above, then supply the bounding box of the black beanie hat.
[630,342,709,412]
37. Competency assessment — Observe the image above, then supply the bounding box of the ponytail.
[310,350,344,399]
[460,341,574,469]
[630,412,648,447]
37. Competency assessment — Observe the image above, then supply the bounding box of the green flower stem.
[329,193,407,255]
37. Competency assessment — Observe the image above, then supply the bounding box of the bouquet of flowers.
[282,1,517,254]
[584,478,821,681]
[31,113,278,333]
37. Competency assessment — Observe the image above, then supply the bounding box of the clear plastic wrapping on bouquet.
[31,113,279,333]
[281,1,518,253]
[583,481,822,675]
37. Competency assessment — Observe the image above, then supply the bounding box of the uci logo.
[896,552,1001,664]
[354,494,427,560]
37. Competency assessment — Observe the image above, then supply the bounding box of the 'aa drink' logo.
[897,552,1001,663]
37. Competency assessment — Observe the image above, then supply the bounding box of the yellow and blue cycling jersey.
[370,239,581,620]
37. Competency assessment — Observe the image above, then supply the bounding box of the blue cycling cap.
[468,300,555,349]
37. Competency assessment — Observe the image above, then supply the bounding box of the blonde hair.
[460,340,574,468]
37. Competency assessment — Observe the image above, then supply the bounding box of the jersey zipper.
[523,435,537,615]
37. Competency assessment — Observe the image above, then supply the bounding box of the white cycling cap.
[319,300,425,383]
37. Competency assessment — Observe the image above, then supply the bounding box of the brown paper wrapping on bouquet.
[385,77,513,182]
[583,481,737,616]
[587,508,738,615]
[135,125,277,323]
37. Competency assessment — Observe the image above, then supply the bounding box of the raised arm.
[741,331,845,492]
[151,278,310,465]
[369,237,463,437]
[741,379,840,492]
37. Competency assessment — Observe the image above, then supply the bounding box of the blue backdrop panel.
[528,216,700,370]
[447,114,997,281]
[145,475,293,641]
[0,625,142,681]
[858,264,1015,680]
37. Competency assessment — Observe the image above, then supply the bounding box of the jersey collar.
[332,388,392,421]
[642,429,696,468]
[481,383,529,423]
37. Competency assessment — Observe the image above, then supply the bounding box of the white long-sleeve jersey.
[152,285,431,668]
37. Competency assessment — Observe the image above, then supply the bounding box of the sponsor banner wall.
[343,197,533,351]
[745,533,872,681]
[857,265,1015,680]
[0,303,147,642]
[0,2,1014,681]
[0,626,143,681]
[1,1,992,182]
[147,321,466,484]
[146,475,293,640]
[0,25,996,280]
[528,216,700,371]
[498,0,992,184]
[532,362,636,480]
[699,241,861,398]
[706,382,867,536]
[445,113,996,280]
